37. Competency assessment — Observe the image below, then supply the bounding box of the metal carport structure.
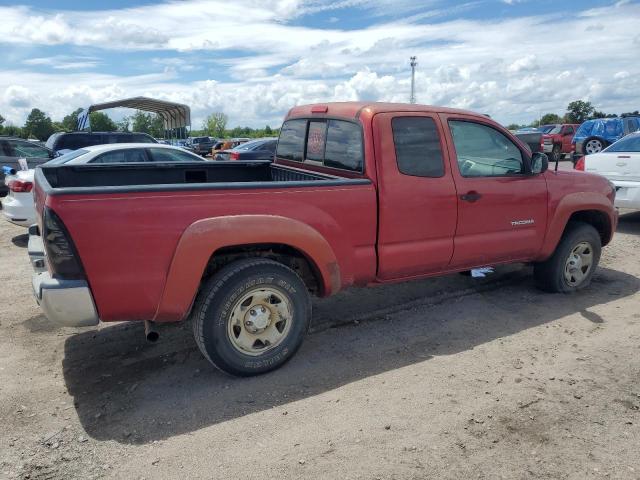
[76,96,191,139]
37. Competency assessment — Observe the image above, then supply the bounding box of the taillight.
[8,179,33,192]
[230,152,240,160]
[42,207,85,280]
[574,156,585,171]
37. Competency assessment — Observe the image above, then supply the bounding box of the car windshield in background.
[45,149,90,165]
[604,134,640,152]
[233,140,268,151]
[540,125,561,134]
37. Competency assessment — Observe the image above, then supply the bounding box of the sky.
[0,0,638,130]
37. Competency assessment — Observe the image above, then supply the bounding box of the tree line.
[0,109,278,141]
[506,100,639,130]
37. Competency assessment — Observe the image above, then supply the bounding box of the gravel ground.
[0,210,639,480]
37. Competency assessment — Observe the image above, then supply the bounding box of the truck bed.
[34,160,378,322]
[36,161,360,193]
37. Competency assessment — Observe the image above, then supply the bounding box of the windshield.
[44,149,90,165]
[233,140,264,151]
[540,125,561,134]
[604,134,640,152]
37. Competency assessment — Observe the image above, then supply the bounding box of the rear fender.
[153,215,340,322]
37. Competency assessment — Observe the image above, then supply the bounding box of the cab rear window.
[276,118,363,172]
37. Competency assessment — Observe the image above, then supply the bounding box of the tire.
[534,222,601,293]
[192,258,311,376]
[551,144,562,163]
[583,137,606,155]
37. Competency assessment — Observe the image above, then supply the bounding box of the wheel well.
[203,244,322,295]
[567,210,612,245]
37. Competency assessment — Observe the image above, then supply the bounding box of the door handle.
[460,191,482,203]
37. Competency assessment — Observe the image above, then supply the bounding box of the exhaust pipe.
[144,320,159,343]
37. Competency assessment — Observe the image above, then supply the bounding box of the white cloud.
[23,55,101,70]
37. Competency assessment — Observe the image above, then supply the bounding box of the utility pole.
[410,56,417,104]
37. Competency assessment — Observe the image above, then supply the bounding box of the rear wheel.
[534,222,601,293]
[584,137,605,155]
[192,258,311,376]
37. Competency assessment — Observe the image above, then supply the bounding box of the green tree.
[264,125,273,136]
[539,113,563,125]
[89,112,117,131]
[0,113,5,134]
[61,108,83,131]
[24,108,55,141]
[565,100,595,124]
[202,112,228,138]
[2,125,24,138]
[131,111,164,137]
[117,116,131,132]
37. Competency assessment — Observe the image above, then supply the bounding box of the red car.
[539,124,580,162]
[29,102,617,376]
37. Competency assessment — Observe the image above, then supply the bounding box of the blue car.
[573,116,640,156]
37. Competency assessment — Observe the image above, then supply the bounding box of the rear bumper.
[1,194,36,227]
[29,228,99,327]
[611,180,640,209]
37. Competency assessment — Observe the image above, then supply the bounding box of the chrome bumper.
[29,226,99,327]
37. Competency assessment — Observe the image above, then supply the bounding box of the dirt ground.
[1,210,639,480]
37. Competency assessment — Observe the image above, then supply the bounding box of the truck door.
[441,114,548,268]
[562,125,575,153]
[373,112,458,280]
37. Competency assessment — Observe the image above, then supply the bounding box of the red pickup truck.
[29,102,617,376]
[539,123,580,162]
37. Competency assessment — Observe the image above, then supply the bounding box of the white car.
[1,169,37,227]
[578,132,640,209]
[1,143,205,228]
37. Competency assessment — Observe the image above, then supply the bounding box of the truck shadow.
[61,266,639,444]
[617,210,640,235]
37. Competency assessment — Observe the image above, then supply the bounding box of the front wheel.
[534,222,601,293]
[551,144,562,163]
[192,258,311,376]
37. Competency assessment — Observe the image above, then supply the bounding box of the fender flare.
[539,193,614,259]
[153,215,342,322]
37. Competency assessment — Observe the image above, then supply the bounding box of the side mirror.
[531,152,548,174]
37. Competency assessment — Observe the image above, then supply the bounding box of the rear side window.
[147,148,203,162]
[324,120,363,172]
[277,119,306,161]
[91,149,148,163]
[277,118,364,172]
[392,117,444,177]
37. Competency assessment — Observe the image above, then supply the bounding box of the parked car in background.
[574,132,640,209]
[514,127,542,154]
[214,138,277,161]
[28,102,616,376]
[211,138,250,157]
[572,116,640,156]
[1,144,204,228]
[45,131,157,154]
[539,124,579,162]
[1,169,37,226]
[0,137,54,196]
[185,136,216,156]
